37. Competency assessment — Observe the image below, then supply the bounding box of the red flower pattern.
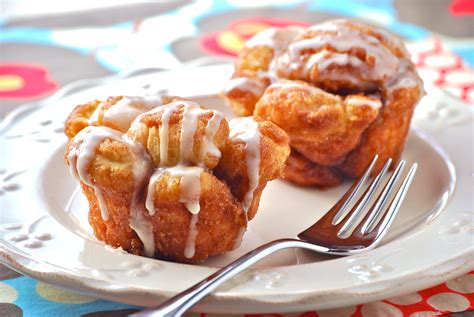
[0,64,57,100]
[199,17,309,57]
[449,0,474,16]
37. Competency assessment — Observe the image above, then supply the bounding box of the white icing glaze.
[168,166,203,215]
[158,105,175,166]
[184,214,199,259]
[346,96,382,109]
[257,69,279,84]
[145,169,164,216]
[67,126,124,220]
[279,20,399,84]
[388,70,420,91]
[305,50,363,73]
[229,117,261,214]
[88,103,103,126]
[233,227,246,250]
[224,77,266,96]
[145,166,203,259]
[267,81,312,91]
[245,27,279,48]
[308,19,342,32]
[129,211,155,257]
[229,26,302,96]
[124,133,155,258]
[268,81,341,101]
[393,76,418,89]
[232,19,419,112]
[155,100,224,166]
[246,26,303,52]
[373,26,410,57]
[179,102,202,163]
[288,34,379,60]
[89,95,163,131]
[95,190,109,220]
[145,166,203,216]
[200,112,224,162]
[67,126,155,257]
[385,60,424,101]
[102,95,163,131]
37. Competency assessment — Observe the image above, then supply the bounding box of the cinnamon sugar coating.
[224,19,423,187]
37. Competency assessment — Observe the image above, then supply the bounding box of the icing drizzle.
[71,98,259,260]
[228,19,421,104]
[142,100,225,258]
[280,20,399,85]
[185,214,199,259]
[223,77,267,97]
[229,117,261,215]
[156,100,223,167]
[145,166,203,259]
[67,126,156,257]
[146,166,203,216]
[158,105,175,166]
[67,126,124,220]
[179,103,202,163]
[345,96,382,109]
[224,26,303,98]
[200,111,224,161]
[90,95,164,131]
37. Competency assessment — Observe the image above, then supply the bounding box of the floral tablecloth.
[1,1,473,316]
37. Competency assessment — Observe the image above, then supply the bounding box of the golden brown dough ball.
[65,127,152,256]
[64,95,181,139]
[283,150,343,187]
[215,118,290,220]
[340,76,423,177]
[146,169,246,263]
[222,75,269,117]
[64,99,101,139]
[126,100,229,169]
[254,81,380,166]
[222,26,303,117]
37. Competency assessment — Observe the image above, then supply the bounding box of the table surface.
[0,1,473,316]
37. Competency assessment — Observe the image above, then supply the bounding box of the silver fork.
[131,156,417,317]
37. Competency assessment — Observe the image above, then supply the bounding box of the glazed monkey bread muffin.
[64,96,290,263]
[223,19,424,187]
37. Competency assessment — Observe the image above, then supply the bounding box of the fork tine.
[355,160,406,235]
[337,158,392,237]
[357,161,415,236]
[329,155,379,225]
[364,163,418,239]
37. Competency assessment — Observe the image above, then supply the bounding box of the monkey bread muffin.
[223,19,424,187]
[64,95,289,263]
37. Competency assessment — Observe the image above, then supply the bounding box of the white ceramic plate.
[0,65,473,313]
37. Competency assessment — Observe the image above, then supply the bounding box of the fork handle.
[131,238,320,317]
